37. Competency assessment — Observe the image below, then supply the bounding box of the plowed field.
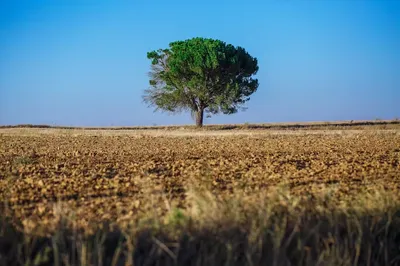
[1,128,399,234]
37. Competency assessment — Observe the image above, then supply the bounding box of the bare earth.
[0,125,399,234]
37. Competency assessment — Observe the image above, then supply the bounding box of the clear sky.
[1,0,399,126]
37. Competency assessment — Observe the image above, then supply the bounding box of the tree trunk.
[195,108,204,127]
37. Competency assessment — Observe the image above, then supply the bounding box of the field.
[1,124,400,265]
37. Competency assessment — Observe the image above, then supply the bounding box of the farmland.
[0,124,400,265]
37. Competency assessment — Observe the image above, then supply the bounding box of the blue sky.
[0,0,399,126]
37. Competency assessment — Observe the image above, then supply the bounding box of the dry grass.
[0,126,399,265]
[1,119,400,132]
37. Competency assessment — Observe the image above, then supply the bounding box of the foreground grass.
[1,187,400,266]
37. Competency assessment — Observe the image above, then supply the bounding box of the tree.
[143,37,259,127]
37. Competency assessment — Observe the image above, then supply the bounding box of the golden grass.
[1,119,400,133]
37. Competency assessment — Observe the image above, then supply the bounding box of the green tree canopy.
[143,37,259,127]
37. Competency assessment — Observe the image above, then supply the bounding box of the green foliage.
[143,37,259,126]
[13,156,37,165]
[165,208,187,228]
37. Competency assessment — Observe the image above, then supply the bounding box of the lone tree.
[143,37,259,127]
